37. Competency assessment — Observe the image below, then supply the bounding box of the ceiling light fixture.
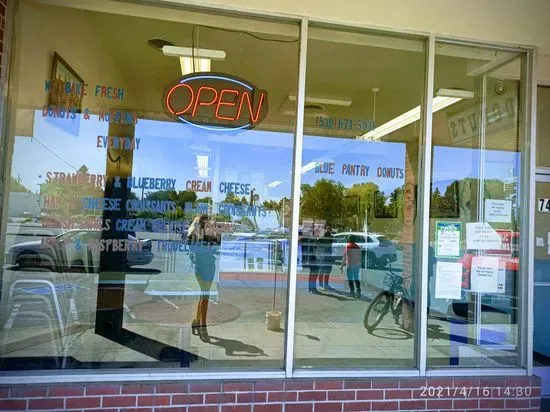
[301,162,318,173]
[195,155,210,178]
[162,45,226,76]
[359,89,474,141]
[288,94,352,107]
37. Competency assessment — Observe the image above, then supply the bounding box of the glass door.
[427,44,525,368]
[534,172,550,395]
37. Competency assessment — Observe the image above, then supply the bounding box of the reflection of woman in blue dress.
[188,215,217,341]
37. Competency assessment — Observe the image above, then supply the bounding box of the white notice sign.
[485,199,512,223]
[497,266,506,293]
[466,222,502,250]
[435,261,463,300]
[471,256,500,293]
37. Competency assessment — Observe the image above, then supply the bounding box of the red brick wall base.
[0,376,540,411]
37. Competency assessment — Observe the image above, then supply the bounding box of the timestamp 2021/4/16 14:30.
[419,385,533,398]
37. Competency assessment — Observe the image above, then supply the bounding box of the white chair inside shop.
[7,268,72,332]
[2,310,67,369]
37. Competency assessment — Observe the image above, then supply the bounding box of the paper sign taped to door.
[466,222,502,250]
[485,199,512,223]
[536,237,545,247]
[471,256,500,293]
[435,261,463,300]
[497,266,506,293]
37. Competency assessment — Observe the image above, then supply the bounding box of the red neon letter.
[192,86,218,117]
[215,89,239,121]
[165,83,194,116]
[236,91,266,124]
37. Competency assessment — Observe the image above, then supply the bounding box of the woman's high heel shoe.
[198,325,210,342]
[191,319,201,336]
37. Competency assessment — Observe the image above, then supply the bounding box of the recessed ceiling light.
[288,94,352,107]
[162,45,226,76]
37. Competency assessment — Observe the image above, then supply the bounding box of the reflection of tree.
[263,197,290,227]
[386,187,404,219]
[234,216,255,229]
[344,183,402,230]
[41,164,104,217]
[223,192,241,204]
[300,179,345,226]
[299,180,406,233]
[432,178,507,222]
[142,189,198,219]
[9,176,31,193]
[147,189,197,207]
[197,196,213,204]
[431,182,462,218]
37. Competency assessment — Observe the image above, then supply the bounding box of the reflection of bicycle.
[363,270,412,331]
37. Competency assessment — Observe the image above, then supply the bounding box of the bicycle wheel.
[364,291,392,330]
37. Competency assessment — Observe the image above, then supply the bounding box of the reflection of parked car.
[6,229,153,270]
[332,232,397,269]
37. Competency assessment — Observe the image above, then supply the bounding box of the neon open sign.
[163,73,268,131]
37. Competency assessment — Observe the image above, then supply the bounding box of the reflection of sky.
[12,111,519,207]
[13,111,405,201]
[432,146,520,191]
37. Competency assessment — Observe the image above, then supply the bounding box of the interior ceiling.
[32,0,518,148]
[83,7,432,133]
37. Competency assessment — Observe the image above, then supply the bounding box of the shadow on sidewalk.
[367,327,413,340]
[274,328,320,342]
[204,335,269,357]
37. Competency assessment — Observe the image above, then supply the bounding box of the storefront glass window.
[293,25,426,369]
[0,0,535,378]
[427,42,525,367]
[0,0,299,370]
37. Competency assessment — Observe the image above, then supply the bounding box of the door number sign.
[539,198,550,212]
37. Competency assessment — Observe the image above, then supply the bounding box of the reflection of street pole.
[36,184,42,217]
[250,188,258,231]
[281,198,285,231]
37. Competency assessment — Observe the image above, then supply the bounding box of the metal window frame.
[520,48,538,375]
[284,16,308,378]
[415,34,436,376]
[0,0,539,384]
[0,0,18,282]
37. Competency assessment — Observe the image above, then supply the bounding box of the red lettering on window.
[165,83,194,116]
[215,89,239,121]
[192,86,218,117]
[163,74,268,130]
[236,91,266,124]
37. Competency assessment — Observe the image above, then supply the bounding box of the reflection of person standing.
[318,227,333,290]
[188,214,217,341]
[306,236,320,294]
[340,235,362,298]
